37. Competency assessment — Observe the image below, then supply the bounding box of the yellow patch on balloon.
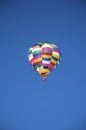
[42,55,52,59]
[34,58,42,63]
[52,54,60,59]
[38,68,50,76]
[51,59,57,65]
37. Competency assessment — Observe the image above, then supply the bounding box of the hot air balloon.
[27,42,61,81]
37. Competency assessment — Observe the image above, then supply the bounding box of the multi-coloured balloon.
[27,42,61,81]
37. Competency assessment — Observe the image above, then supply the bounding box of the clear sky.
[0,0,86,130]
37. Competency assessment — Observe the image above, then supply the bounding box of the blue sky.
[0,0,86,129]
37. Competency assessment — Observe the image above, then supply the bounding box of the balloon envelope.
[27,42,61,80]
